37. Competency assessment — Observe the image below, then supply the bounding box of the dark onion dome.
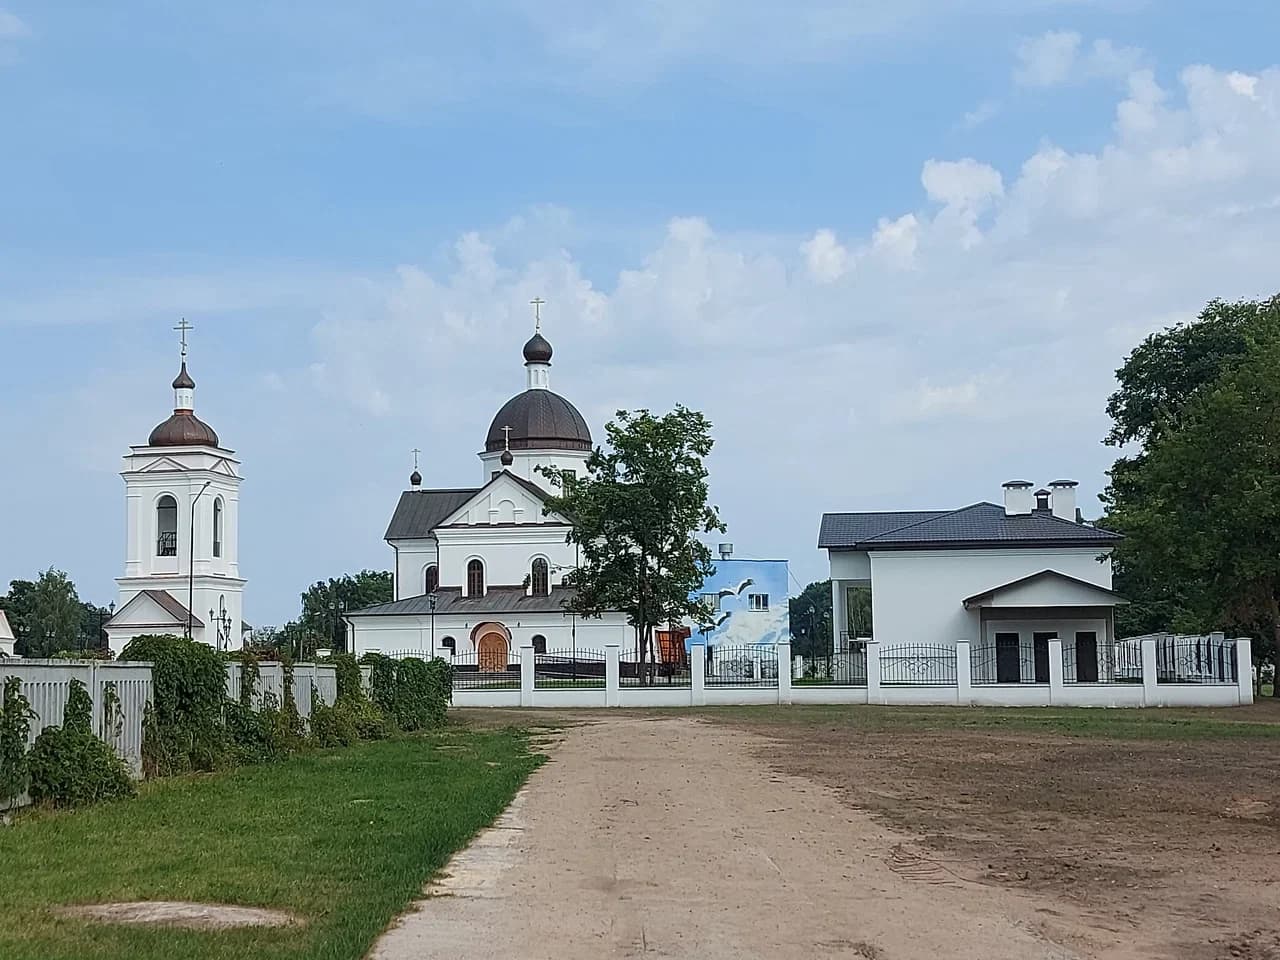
[149,412,219,447]
[522,332,553,363]
[500,449,514,466]
[485,390,591,452]
[409,469,422,487]
[172,362,196,391]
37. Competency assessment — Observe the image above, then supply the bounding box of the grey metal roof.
[348,585,575,617]
[485,389,591,452]
[384,488,479,540]
[818,502,1122,550]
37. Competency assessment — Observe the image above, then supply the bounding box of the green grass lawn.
[0,728,543,960]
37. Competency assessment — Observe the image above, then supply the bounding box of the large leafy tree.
[22,569,84,658]
[1102,294,1280,684]
[298,570,392,653]
[541,406,725,684]
[788,580,832,659]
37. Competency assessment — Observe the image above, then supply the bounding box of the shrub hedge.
[26,679,134,808]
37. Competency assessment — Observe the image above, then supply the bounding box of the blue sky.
[3,1,1280,625]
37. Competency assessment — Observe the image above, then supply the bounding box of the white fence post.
[1047,638,1064,705]
[955,638,973,705]
[777,641,792,705]
[605,642,621,708]
[519,641,534,707]
[1141,637,1159,706]
[691,639,706,707]
[793,655,804,681]
[1236,637,1254,705]
[866,640,882,705]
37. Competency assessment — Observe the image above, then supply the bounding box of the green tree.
[1102,294,1280,688]
[0,579,35,654]
[541,406,725,685]
[23,569,84,658]
[298,571,392,654]
[788,581,832,659]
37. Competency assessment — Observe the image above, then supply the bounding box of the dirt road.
[370,716,1081,960]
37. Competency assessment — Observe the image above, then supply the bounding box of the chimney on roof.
[1002,480,1034,516]
[1049,479,1079,522]
[718,542,734,560]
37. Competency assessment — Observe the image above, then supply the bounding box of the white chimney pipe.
[718,542,733,560]
[1049,480,1078,522]
[1002,480,1033,516]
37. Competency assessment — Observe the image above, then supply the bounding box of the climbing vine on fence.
[0,676,34,807]
[26,679,134,808]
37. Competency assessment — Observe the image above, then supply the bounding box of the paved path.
[370,716,1076,960]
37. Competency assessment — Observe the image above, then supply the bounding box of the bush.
[120,634,228,775]
[26,680,134,808]
[0,676,34,807]
[309,696,358,748]
[361,653,397,716]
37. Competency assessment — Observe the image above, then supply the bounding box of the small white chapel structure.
[346,316,629,664]
[104,324,247,655]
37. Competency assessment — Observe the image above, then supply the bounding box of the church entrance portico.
[471,621,512,672]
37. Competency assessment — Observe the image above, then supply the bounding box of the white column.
[1235,637,1254,705]
[777,641,792,705]
[830,580,847,653]
[955,638,972,705]
[1048,638,1064,705]
[519,640,535,707]
[691,639,706,707]
[605,642,620,708]
[1141,636,1159,706]
[866,639,882,705]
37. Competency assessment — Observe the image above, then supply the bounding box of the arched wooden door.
[477,633,508,672]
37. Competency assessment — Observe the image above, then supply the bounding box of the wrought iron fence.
[620,657,692,687]
[969,642,1049,685]
[534,649,607,688]
[796,644,868,687]
[449,650,520,690]
[704,645,779,688]
[1061,640,1144,683]
[880,643,957,686]
[1153,634,1237,684]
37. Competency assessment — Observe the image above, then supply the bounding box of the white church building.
[104,332,246,655]
[346,325,629,666]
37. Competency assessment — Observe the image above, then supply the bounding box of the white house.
[0,610,15,658]
[346,324,629,666]
[104,335,247,656]
[819,480,1126,683]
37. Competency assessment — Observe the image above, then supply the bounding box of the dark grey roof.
[818,502,1123,551]
[962,569,1127,608]
[384,488,479,540]
[348,585,574,617]
[485,389,591,452]
[523,332,553,363]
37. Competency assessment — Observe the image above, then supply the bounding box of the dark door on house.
[1075,632,1098,682]
[1032,632,1054,684]
[995,633,1021,683]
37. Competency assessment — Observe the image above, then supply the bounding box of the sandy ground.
[370,716,1090,960]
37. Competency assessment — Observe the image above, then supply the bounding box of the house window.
[213,498,223,558]
[441,636,456,652]
[700,593,721,614]
[424,564,439,594]
[156,495,178,556]
[466,559,485,596]
[748,593,769,612]
[532,634,547,654]
[530,558,549,596]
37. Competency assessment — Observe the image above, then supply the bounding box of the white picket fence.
[224,662,338,717]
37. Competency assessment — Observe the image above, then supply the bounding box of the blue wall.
[691,558,789,649]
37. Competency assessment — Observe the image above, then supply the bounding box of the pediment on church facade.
[108,589,202,629]
[135,455,192,473]
[437,470,568,527]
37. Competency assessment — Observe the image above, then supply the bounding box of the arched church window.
[532,634,547,654]
[213,498,223,558]
[441,636,456,652]
[466,559,485,596]
[530,558,549,596]
[157,495,178,556]
[424,564,439,594]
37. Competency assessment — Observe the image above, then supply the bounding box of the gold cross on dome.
[174,318,193,359]
[530,297,545,332]
[411,448,421,470]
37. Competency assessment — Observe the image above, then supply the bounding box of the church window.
[441,636,456,652]
[467,559,485,596]
[532,634,547,654]
[425,564,439,594]
[530,558,549,596]
[213,499,223,558]
[156,495,178,556]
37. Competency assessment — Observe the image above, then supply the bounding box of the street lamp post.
[188,480,213,640]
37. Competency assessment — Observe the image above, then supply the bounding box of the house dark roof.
[383,471,556,540]
[485,389,592,453]
[348,585,574,617]
[962,569,1127,608]
[818,502,1122,551]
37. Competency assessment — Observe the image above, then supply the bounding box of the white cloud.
[1014,29,1144,88]
[801,229,853,283]
[0,9,28,39]
[960,99,1001,129]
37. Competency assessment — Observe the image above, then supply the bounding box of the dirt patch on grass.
[66,900,301,930]
[717,711,1280,959]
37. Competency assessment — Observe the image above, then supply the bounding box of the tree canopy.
[788,580,832,659]
[0,569,111,657]
[540,406,725,683]
[298,570,393,654]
